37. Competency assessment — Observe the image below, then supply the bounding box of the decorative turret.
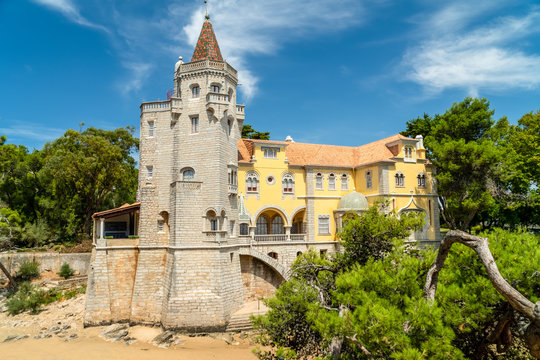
[191,18,223,62]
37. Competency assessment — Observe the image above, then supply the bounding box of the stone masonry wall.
[240,255,283,301]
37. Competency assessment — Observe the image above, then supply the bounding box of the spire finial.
[204,0,210,20]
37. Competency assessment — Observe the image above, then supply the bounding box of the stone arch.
[238,247,288,281]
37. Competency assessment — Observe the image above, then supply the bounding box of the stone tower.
[85,16,246,331]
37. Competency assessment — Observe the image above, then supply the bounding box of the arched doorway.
[290,209,306,241]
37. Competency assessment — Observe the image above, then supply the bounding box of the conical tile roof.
[191,19,223,62]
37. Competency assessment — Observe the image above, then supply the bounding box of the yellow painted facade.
[237,135,440,245]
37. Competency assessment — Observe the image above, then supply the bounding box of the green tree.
[241,124,270,140]
[39,127,139,238]
[402,97,508,230]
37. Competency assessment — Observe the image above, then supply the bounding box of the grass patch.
[6,282,86,315]
[15,260,40,281]
[59,263,74,279]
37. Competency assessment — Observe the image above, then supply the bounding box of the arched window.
[417,173,426,188]
[296,251,303,257]
[366,171,372,189]
[191,85,200,98]
[341,174,349,191]
[268,252,278,260]
[246,171,259,193]
[395,172,405,187]
[239,223,249,236]
[211,84,220,93]
[271,216,284,234]
[328,173,336,190]
[282,173,294,194]
[404,146,415,161]
[182,168,195,181]
[206,210,218,231]
[255,216,268,235]
[315,172,323,190]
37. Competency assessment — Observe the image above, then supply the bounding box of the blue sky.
[1,0,539,150]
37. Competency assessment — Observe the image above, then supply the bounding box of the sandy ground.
[0,293,258,360]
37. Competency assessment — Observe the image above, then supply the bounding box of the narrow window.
[256,216,268,235]
[271,216,284,234]
[395,172,404,187]
[211,85,220,93]
[282,173,294,194]
[404,146,415,161]
[246,172,259,192]
[182,168,195,181]
[428,200,432,226]
[417,174,426,188]
[341,174,348,190]
[227,119,233,135]
[191,117,199,134]
[268,252,278,260]
[229,220,235,236]
[148,121,154,137]
[192,85,200,98]
[328,173,336,190]
[239,223,249,235]
[157,220,164,232]
[366,171,372,189]
[318,216,330,235]
[147,166,153,179]
[210,219,218,231]
[315,173,323,190]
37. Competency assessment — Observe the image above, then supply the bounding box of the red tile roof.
[238,134,416,167]
[191,20,223,62]
[92,202,140,219]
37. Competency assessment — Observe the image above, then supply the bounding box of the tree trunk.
[0,261,15,288]
[424,230,540,358]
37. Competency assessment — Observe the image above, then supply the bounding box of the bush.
[59,263,74,279]
[16,260,40,281]
[6,283,86,315]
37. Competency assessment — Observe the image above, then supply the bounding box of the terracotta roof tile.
[237,134,417,168]
[93,202,140,219]
[191,20,223,62]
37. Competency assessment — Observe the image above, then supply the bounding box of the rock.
[3,334,29,342]
[123,336,137,345]
[99,323,130,342]
[64,334,78,342]
[151,331,176,348]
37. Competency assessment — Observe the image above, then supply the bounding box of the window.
[320,249,328,258]
[328,173,336,190]
[255,216,268,235]
[211,84,220,93]
[148,121,154,137]
[157,220,164,232]
[227,119,233,135]
[404,146,415,162]
[192,85,200,98]
[417,173,426,188]
[366,171,372,189]
[263,147,278,159]
[395,172,405,187]
[315,173,323,190]
[229,220,235,236]
[318,216,330,235]
[268,252,278,260]
[341,174,349,191]
[296,251,303,257]
[246,171,259,192]
[182,168,195,181]
[147,166,153,179]
[282,173,294,194]
[191,117,199,134]
[206,210,218,231]
[271,216,284,234]
[239,223,249,236]
[210,219,218,231]
[228,169,237,185]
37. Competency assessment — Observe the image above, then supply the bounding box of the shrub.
[16,260,40,281]
[59,263,74,279]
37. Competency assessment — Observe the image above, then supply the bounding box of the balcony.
[236,105,245,120]
[254,234,287,242]
[290,234,306,241]
[140,98,183,115]
[206,92,230,104]
[204,231,227,242]
[228,184,238,195]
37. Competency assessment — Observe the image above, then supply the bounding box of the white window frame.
[417,173,426,188]
[366,171,372,189]
[318,215,330,235]
[182,168,195,181]
[395,172,405,187]
[328,173,336,190]
[148,121,154,137]
[246,171,259,193]
[262,147,278,159]
[282,173,294,194]
[190,117,199,134]
[211,84,220,93]
[341,174,349,191]
[404,146,415,162]
[315,173,323,190]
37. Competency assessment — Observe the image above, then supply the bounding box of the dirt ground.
[0,293,258,360]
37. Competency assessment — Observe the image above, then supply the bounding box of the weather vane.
[204,0,209,19]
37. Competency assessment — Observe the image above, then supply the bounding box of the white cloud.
[120,62,153,94]
[32,0,108,32]
[403,5,540,95]
[0,121,65,148]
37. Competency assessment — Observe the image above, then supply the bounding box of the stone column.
[285,226,292,241]
[305,168,316,242]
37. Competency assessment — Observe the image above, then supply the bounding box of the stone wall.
[240,255,283,301]
[0,252,91,282]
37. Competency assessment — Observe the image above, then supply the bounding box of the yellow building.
[236,134,440,246]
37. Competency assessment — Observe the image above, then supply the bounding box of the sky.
[1,0,539,150]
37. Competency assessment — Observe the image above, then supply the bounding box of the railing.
[178,181,202,191]
[179,59,238,77]
[236,105,245,113]
[141,101,170,112]
[204,231,227,242]
[290,234,306,241]
[207,92,230,103]
[254,234,287,242]
[171,98,182,108]
[228,184,238,195]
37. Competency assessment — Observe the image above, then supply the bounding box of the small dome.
[338,191,369,211]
